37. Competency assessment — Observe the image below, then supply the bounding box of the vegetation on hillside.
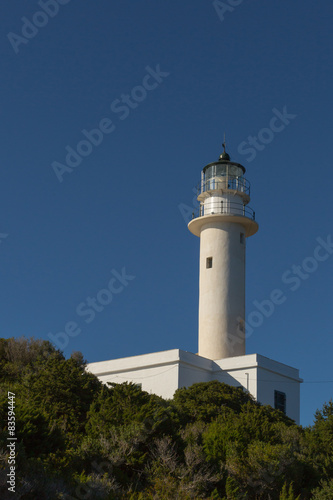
[0,337,332,499]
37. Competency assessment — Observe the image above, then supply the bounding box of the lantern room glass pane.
[202,162,249,195]
[228,164,244,177]
[215,164,228,177]
[204,164,216,180]
[204,163,244,180]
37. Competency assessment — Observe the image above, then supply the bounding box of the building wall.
[88,350,180,400]
[213,367,258,399]
[96,363,179,400]
[256,366,301,424]
[177,350,214,389]
[198,221,246,359]
[87,350,302,423]
[214,354,259,399]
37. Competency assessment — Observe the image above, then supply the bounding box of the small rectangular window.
[206,257,213,269]
[274,390,286,414]
[240,233,245,244]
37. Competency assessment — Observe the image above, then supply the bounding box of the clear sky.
[1,0,332,427]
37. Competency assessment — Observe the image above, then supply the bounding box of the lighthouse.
[188,143,258,360]
[87,140,302,424]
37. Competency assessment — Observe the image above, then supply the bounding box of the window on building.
[240,233,245,244]
[206,257,213,269]
[274,390,286,414]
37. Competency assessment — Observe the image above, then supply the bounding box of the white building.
[87,143,302,424]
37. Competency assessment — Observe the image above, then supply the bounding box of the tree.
[203,404,308,499]
[20,355,101,443]
[279,482,300,500]
[173,381,255,424]
[0,337,331,499]
[311,478,333,499]
[86,382,174,437]
[303,401,333,482]
[0,337,63,383]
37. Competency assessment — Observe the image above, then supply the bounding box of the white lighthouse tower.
[188,142,258,360]
[87,140,302,424]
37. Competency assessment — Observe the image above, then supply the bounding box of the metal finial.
[222,133,226,153]
[219,133,230,160]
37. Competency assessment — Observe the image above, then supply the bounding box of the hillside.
[0,337,332,499]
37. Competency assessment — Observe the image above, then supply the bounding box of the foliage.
[311,478,333,499]
[279,482,300,500]
[0,336,332,499]
[173,380,255,424]
[0,337,64,385]
[303,400,333,481]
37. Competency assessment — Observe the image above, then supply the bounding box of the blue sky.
[1,0,332,427]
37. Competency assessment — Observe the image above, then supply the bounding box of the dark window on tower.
[240,233,245,244]
[274,390,286,414]
[206,257,213,269]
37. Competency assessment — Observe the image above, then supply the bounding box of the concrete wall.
[177,350,214,389]
[255,355,301,423]
[213,366,258,399]
[198,221,246,359]
[88,350,180,399]
[215,354,302,423]
[87,350,302,423]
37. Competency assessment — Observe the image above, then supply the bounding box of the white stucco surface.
[87,349,302,423]
[198,220,246,359]
[188,209,258,361]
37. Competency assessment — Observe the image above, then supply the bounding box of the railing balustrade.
[192,201,256,220]
[202,176,250,196]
